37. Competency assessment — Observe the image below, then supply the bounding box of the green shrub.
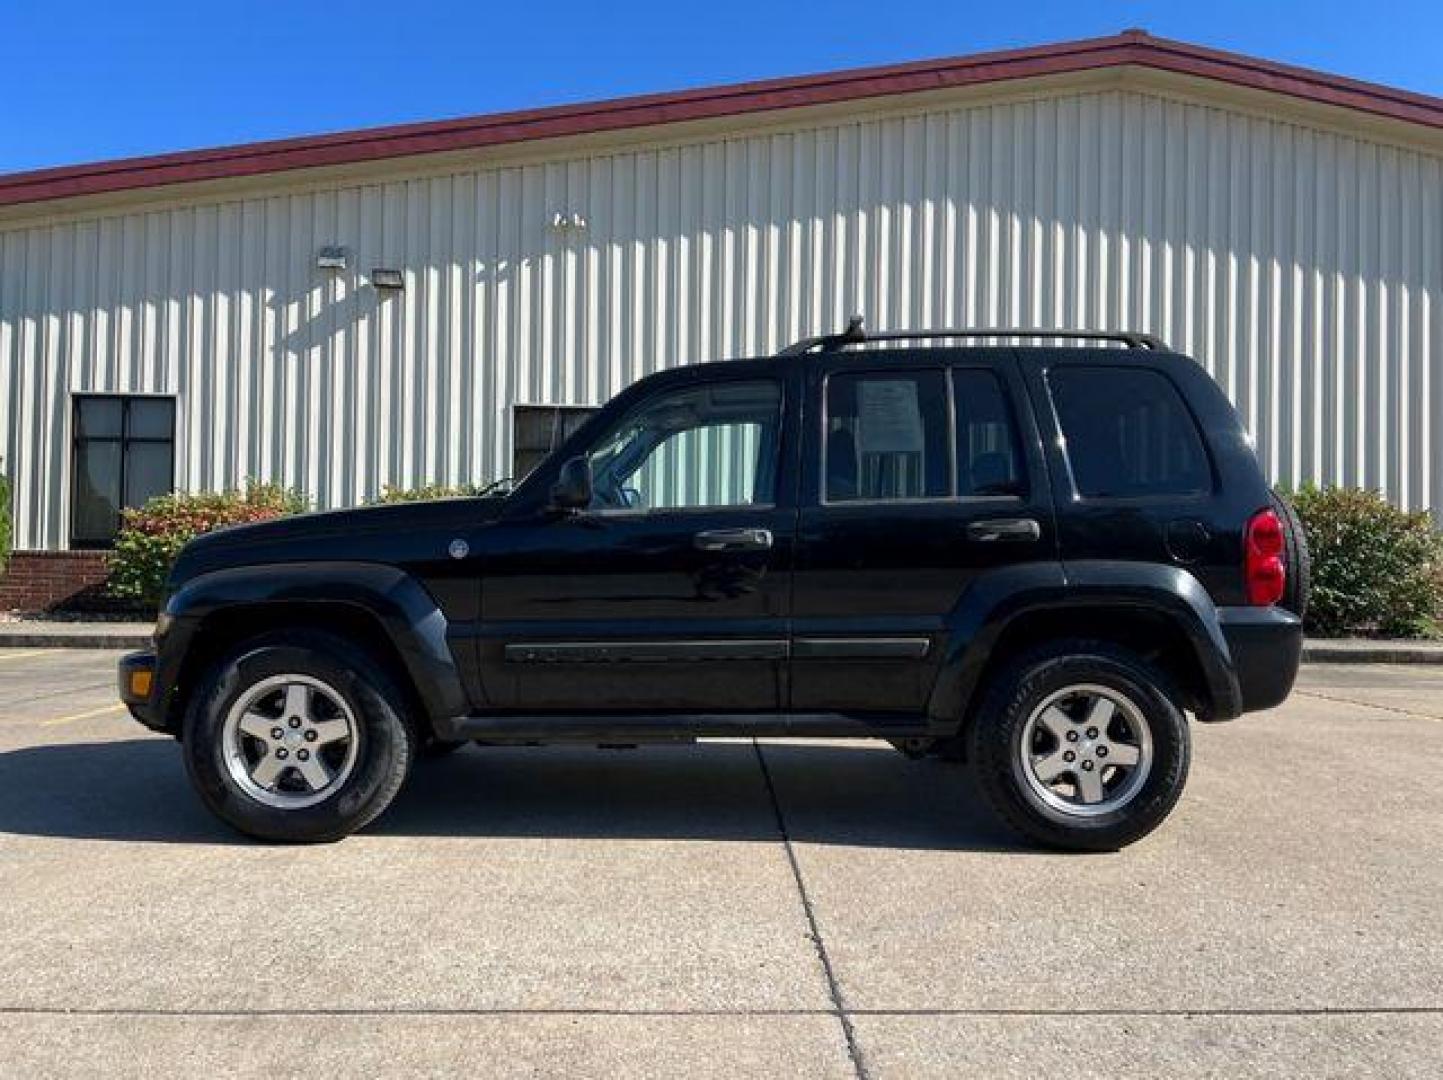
[1290,485,1443,638]
[107,483,309,610]
[371,482,502,503]
[0,470,12,578]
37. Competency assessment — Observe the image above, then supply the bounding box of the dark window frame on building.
[511,404,598,480]
[70,394,177,549]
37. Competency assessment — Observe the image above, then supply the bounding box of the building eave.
[2,29,1442,212]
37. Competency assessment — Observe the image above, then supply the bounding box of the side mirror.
[550,455,593,511]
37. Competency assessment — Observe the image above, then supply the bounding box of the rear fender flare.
[927,560,1241,730]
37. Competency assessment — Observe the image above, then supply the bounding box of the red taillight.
[1244,508,1286,606]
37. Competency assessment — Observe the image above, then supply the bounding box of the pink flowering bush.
[107,483,308,609]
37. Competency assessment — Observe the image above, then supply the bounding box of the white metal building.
[2,30,1442,554]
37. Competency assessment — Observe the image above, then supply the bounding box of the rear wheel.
[182,631,414,842]
[968,641,1190,851]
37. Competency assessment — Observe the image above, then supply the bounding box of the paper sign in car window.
[857,379,925,454]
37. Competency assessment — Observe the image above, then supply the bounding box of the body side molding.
[505,639,787,663]
[503,637,931,663]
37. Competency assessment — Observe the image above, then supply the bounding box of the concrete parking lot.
[0,649,1439,1078]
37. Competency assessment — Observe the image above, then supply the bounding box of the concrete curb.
[2,625,1441,663]
[1301,641,1443,664]
[0,626,152,650]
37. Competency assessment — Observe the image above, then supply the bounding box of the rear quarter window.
[1049,366,1212,498]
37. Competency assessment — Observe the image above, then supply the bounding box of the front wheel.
[182,631,415,842]
[968,641,1190,851]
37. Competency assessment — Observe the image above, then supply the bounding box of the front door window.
[584,380,782,511]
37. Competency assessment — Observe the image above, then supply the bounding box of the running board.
[438,712,929,743]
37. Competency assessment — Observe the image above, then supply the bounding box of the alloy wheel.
[220,674,361,809]
[1017,683,1154,818]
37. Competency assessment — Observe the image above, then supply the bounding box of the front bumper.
[1218,606,1304,714]
[118,650,166,732]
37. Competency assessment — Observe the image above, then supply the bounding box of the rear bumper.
[117,650,167,733]
[1218,606,1304,714]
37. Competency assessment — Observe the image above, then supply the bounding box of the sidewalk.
[2,619,1442,662]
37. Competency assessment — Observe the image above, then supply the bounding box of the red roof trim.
[3,31,1441,209]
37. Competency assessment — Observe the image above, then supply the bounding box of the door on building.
[789,350,1056,713]
[477,370,798,711]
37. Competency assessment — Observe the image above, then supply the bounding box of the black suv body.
[120,327,1305,849]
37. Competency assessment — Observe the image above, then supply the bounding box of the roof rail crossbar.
[779,318,1163,354]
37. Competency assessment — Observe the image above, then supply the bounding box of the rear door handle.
[966,517,1041,542]
[693,527,774,552]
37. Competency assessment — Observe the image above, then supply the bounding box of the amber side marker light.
[128,669,153,699]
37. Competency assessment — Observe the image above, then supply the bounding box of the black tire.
[182,630,415,843]
[967,640,1191,851]
[1269,490,1312,619]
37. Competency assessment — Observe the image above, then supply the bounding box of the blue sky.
[2,0,1438,174]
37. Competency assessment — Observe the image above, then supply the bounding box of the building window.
[512,405,597,480]
[71,395,176,548]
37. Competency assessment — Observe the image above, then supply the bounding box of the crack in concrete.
[1295,689,1443,722]
[753,739,870,1080]
[0,1006,1437,1018]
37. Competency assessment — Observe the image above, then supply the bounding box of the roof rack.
[778,317,1164,355]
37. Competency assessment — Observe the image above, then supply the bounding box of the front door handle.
[966,517,1041,543]
[693,527,774,553]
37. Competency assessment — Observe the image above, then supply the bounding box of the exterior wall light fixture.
[370,268,405,290]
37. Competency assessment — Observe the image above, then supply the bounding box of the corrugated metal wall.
[2,86,1442,549]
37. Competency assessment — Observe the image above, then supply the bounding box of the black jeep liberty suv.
[120,322,1307,850]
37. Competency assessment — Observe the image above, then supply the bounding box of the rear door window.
[824,370,950,502]
[1049,367,1211,497]
[953,369,1025,497]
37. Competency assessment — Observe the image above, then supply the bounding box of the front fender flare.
[926,560,1242,730]
[160,561,468,727]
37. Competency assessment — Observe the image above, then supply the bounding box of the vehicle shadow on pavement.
[380,742,1029,852]
[0,738,1030,851]
[0,738,232,844]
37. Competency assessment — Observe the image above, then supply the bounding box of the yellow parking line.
[0,649,57,663]
[40,702,126,727]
